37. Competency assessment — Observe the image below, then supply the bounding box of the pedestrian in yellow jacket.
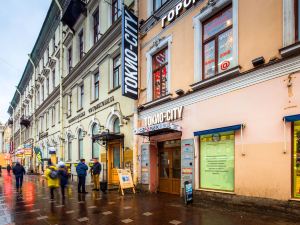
[45,164,59,199]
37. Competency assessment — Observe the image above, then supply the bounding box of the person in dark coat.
[91,158,101,191]
[76,159,88,193]
[12,162,26,190]
[7,164,11,175]
[57,162,68,199]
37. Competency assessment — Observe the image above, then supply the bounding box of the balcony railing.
[20,115,30,128]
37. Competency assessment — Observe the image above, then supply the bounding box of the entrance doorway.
[158,140,181,195]
[108,142,122,185]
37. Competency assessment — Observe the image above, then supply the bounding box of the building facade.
[7,0,137,183]
[135,0,300,204]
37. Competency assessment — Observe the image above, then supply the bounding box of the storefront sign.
[24,143,33,156]
[34,147,43,163]
[161,0,202,28]
[181,139,194,188]
[144,106,184,126]
[88,96,114,113]
[141,144,150,184]
[69,111,86,123]
[122,6,139,100]
[134,122,182,135]
[117,169,136,195]
[200,132,234,191]
[293,123,300,198]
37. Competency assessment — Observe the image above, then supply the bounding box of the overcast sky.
[0,0,51,123]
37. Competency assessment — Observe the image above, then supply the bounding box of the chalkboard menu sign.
[184,181,193,205]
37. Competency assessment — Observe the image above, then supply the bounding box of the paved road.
[0,170,299,225]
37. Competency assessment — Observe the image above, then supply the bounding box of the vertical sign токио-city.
[122,6,138,100]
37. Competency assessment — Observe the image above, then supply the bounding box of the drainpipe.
[9,103,15,162]
[28,54,37,172]
[54,0,64,162]
[15,87,22,150]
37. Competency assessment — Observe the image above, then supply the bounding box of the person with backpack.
[91,158,101,191]
[7,164,12,175]
[45,162,59,200]
[76,159,88,193]
[57,161,68,199]
[12,162,26,190]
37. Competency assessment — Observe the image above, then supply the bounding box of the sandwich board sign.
[117,169,136,195]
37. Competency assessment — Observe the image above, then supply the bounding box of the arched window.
[92,123,100,159]
[67,134,72,161]
[78,129,83,160]
[113,118,120,134]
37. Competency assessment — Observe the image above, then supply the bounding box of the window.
[92,123,100,159]
[113,118,120,133]
[113,55,121,88]
[94,73,99,99]
[78,129,83,160]
[79,85,84,109]
[67,94,72,116]
[152,47,168,100]
[112,0,121,23]
[46,77,49,96]
[45,112,48,130]
[52,69,56,90]
[79,30,84,60]
[36,90,40,106]
[202,6,233,79]
[67,134,72,161]
[41,85,44,102]
[93,9,100,43]
[53,35,56,54]
[52,106,55,126]
[153,0,168,11]
[68,47,72,73]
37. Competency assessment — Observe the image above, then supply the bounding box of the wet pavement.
[0,171,299,225]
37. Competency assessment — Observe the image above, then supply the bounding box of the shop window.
[78,129,84,160]
[112,0,121,23]
[92,123,100,159]
[202,6,233,79]
[94,73,100,100]
[293,121,300,198]
[93,9,100,44]
[153,0,168,12]
[113,118,120,134]
[113,55,121,89]
[68,134,72,161]
[200,132,234,192]
[152,47,168,100]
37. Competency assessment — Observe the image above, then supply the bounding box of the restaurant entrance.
[158,140,181,195]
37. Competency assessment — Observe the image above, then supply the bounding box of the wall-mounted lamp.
[252,56,265,67]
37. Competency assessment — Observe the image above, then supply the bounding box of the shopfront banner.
[24,143,33,156]
[34,147,43,163]
[121,6,139,100]
[134,122,182,135]
[200,132,234,192]
[293,122,300,198]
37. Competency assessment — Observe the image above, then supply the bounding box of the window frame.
[92,123,100,159]
[79,30,84,60]
[78,129,83,160]
[79,84,84,109]
[112,0,121,23]
[202,5,233,80]
[68,134,72,161]
[93,8,100,44]
[152,47,168,100]
[113,118,120,134]
[153,0,168,12]
[113,55,121,89]
[52,69,56,90]
[94,73,100,100]
[68,47,72,73]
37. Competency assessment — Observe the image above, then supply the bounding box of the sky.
[0,0,51,123]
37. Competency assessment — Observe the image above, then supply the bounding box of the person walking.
[45,163,59,200]
[57,161,68,199]
[7,164,11,175]
[91,158,101,191]
[76,159,88,194]
[12,162,26,190]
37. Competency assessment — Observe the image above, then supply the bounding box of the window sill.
[288,198,300,202]
[90,98,99,105]
[108,85,120,94]
[77,108,83,113]
[190,66,240,91]
[66,114,72,119]
[279,41,300,58]
[139,94,173,111]
[52,125,55,128]
[195,188,236,195]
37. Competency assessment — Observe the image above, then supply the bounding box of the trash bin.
[100,181,107,192]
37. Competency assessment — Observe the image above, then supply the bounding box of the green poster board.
[200,132,234,192]
[293,122,300,198]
